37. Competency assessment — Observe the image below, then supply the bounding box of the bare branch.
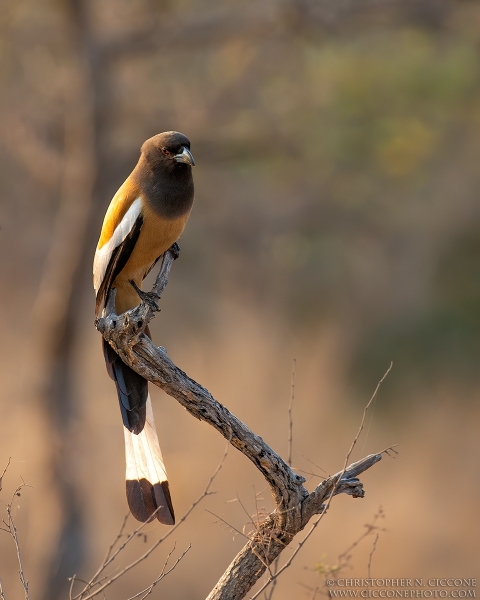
[249,452,382,600]
[95,249,386,600]
[97,248,307,517]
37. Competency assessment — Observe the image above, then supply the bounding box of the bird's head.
[141,131,195,170]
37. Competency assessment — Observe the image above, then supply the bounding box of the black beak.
[174,146,195,166]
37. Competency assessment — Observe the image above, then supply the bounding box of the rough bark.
[96,247,383,600]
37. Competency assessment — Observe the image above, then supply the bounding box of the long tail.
[103,339,175,524]
[124,395,174,524]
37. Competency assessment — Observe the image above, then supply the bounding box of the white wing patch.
[93,197,142,293]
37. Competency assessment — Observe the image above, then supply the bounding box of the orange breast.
[113,200,192,314]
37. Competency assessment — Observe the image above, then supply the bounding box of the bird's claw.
[129,280,160,311]
[170,242,180,260]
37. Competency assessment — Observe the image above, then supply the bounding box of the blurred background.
[1,0,479,598]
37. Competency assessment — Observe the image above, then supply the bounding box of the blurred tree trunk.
[26,1,98,598]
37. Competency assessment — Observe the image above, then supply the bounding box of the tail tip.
[126,478,175,525]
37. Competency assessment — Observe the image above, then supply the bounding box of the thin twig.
[252,485,266,530]
[76,445,227,600]
[126,544,191,600]
[265,359,296,600]
[0,458,11,492]
[263,558,279,600]
[312,508,385,594]
[250,514,322,599]
[380,445,399,458]
[235,492,256,532]
[338,507,384,566]
[3,484,31,600]
[250,365,392,600]
[69,574,76,600]
[73,509,162,599]
[104,513,130,563]
[235,493,274,574]
[345,362,393,467]
[302,456,328,476]
[206,509,252,542]
[238,496,275,579]
[212,491,276,576]
[251,486,278,578]
[287,359,296,468]
[367,534,379,579]
[297,469,326,480]
[0,578,6,600]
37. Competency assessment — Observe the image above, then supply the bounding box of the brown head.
[140,131,195,169]
[134,131,195,219]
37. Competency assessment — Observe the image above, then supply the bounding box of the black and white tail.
[103,340,175,524]
[124,395,174,523]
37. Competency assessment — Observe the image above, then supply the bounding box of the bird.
[93,131,195,525]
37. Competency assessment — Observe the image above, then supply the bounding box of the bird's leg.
[129,280,160,311]
[105,287,117,317]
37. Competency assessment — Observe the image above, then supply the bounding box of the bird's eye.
[161,147,171,156]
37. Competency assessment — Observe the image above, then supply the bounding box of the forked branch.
[95,245,384,600]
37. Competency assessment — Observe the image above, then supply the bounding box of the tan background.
[0,1,479,599]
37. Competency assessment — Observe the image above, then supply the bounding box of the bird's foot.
[170,242,180,260]
[129,280,160,311]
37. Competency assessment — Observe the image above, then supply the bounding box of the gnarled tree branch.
[95,246,383,600]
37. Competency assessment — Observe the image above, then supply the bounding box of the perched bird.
[93,131,195,524]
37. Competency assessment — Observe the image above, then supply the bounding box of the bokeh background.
[1,1,479,598]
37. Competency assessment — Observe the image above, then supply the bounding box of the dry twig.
[71,444,227,600]
[311,507,386,597]
[367,534,380,579]
[0,461,31,600]
[251,365,392,599]
[287,359,296,468]
[125,543,192,600]
[0,458,11,492]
